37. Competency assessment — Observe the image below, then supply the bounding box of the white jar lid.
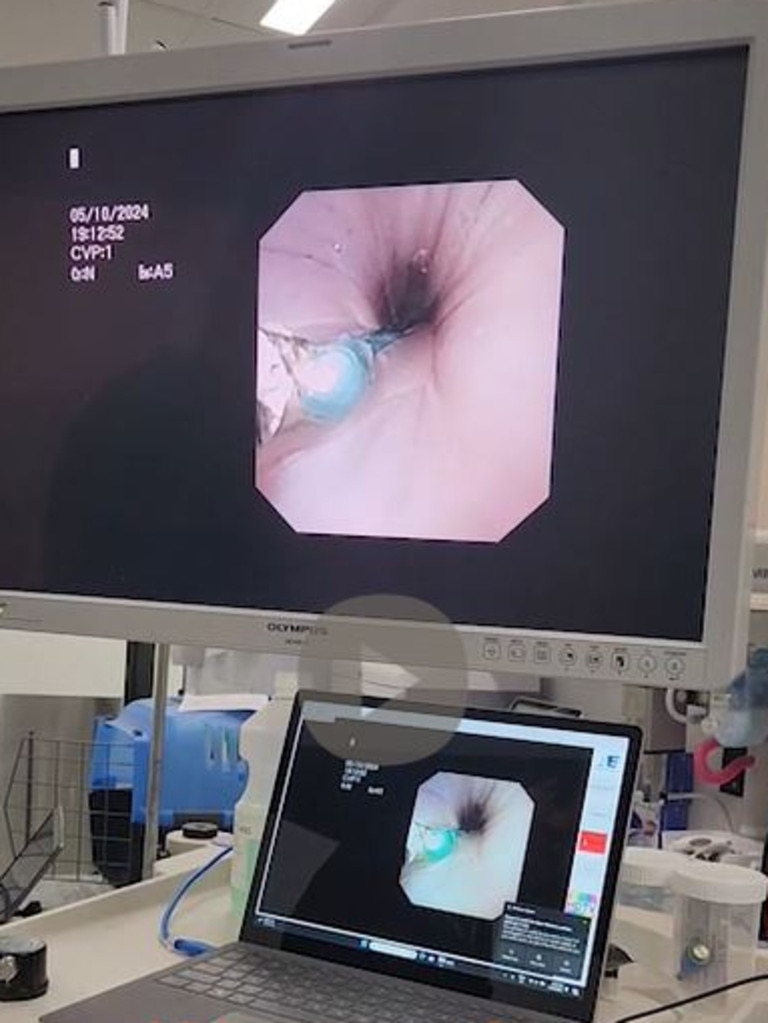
[671,859,768,904]
[621,847,680,887]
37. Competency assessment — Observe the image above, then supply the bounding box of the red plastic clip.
[693,736,755,786]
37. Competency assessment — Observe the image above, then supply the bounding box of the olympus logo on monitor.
[266,621,329,637]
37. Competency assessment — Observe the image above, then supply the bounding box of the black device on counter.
[0,936,48,1001]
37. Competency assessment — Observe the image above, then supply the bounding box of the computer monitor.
[0,0,767,692]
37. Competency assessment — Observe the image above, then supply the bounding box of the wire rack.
[2,732,139,892]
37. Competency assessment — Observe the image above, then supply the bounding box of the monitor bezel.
[1,0,767,691]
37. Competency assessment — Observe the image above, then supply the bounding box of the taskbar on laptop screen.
[252,913,585,1000]
[251,700,631,1003]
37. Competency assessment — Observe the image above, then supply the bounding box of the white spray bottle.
[230,672,297,920]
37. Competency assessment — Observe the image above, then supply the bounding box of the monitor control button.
[533,642,551,665]
[611,650,630,674]
[638,653,658,675]
[558,646,577,668]
[585,649,604,672]
[507,640,527,662]
[665,655,685,679]
[483,638,501,661]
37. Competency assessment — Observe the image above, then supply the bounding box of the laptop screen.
[244,694,639,1021]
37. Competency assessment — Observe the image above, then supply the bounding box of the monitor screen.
[0,3,766,689]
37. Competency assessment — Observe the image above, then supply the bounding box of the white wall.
[0,632,125,697]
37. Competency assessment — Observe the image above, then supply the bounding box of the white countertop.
[0,849,766,1023]
[1,849,236,1022]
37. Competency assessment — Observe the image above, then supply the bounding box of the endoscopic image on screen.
[400,772,534,920]
[255,181,564,542]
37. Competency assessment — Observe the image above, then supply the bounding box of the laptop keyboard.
[157,945,528,1023]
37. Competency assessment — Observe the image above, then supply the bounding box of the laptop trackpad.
[212,1015,264,1023]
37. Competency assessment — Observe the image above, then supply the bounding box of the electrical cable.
[159,844,232,957]
[664,689,689,726]
[612,972,768,1022]
[661,790,737,835]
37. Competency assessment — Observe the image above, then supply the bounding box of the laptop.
[43,691,641,1023]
